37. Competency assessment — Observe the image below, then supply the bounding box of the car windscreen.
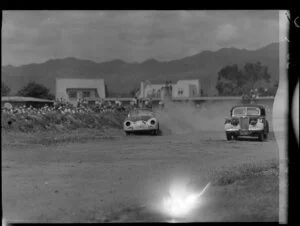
[246,107,260,115]
[232,107,261,116]
[129,110,153,118]
[232,107,246,116]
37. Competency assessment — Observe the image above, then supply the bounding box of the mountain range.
[2,42,279,97]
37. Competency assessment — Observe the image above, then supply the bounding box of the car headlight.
[224,118,231,124]
[150,119,156,125]
[231,118,239,126]
[125,121,131,127]
[258,118,264,123]
[250,118,258,125]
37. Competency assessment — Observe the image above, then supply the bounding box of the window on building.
[192,89,196,96]
[68,90,77,99]
[83,91,91,98]
[178,89,183,95]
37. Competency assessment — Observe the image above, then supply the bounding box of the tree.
[17,82,54,100]
[129,87,140,97]
[243,62,271,90]
[268,80,279,96]
[215,64,244,96]
[274,79,279,89]
[1,82,11,96]
[216,62,271,96]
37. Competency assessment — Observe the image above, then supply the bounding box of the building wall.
[144,84,166,98]
[172,80,201,98]
[56,78,105,105]
[139,79,201,99]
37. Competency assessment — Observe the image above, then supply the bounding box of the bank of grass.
[2,111,127,133]
[210,159,279,186]
[1,111,127,145]
[198,159,279,222]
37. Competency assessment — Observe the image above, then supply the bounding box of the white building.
[56,78,106,106]
[138,79,201,99]
[139,81,166,99]
[172,80,201,98]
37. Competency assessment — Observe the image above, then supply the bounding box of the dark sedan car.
[224,104,269,141]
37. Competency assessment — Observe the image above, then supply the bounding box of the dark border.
[287,9,300,224]
[1,8,298,225]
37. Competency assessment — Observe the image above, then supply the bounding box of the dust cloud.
[155,99,274,135]
[155,99,238,134]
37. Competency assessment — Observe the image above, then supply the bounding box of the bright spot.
[2,218,7,226]
[162,181,210,219]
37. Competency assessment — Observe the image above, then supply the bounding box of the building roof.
[1,96,54,103]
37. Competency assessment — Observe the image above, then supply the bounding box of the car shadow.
[234,132,275,142]
[126,132,161,136]
[234,137,262,142]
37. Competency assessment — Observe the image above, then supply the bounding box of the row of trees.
[2,62,278,99]
[2,81,54,100]
[215,61,278,96]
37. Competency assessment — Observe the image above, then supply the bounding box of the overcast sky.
[2,10,283,66]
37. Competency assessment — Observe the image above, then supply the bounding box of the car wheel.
[125,131,130,136]
[258,133,264,142]
[153,128,159,136]
[264,133,268,140]
[232,135,238,140]
[226,133,232,141]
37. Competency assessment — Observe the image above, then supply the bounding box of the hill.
[2,43,279,97]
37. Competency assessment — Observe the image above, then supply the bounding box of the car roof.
[231,104,266,110]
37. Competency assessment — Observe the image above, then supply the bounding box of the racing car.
[123,108,160,135]
[224,104,269,141]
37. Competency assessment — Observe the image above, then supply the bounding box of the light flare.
[162,182,211,218]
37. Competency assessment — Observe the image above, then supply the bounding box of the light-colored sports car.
[224,104,269,141]
[123,108,160,135]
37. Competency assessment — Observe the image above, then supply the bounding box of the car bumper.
[124,126,157,132]
[226,129,264,136]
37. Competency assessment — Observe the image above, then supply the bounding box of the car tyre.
[153,128,160,136]
[125,131,131,136]
[258,133,264,142]
[226,133,232,141]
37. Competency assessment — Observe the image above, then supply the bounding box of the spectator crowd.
[2,98,129,116]
[1,97,160,117]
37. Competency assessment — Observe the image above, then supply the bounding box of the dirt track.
[2,130,280,222]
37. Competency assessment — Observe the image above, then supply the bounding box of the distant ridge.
[2,42,279,96]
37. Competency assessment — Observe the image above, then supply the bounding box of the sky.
[2,10,283,66]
